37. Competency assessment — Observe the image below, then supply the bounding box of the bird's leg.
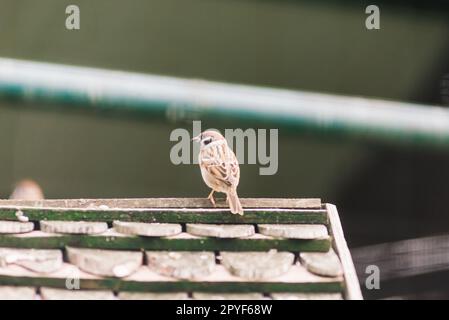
[207,190,216,207]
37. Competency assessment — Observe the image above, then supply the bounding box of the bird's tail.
[227,189,244,215]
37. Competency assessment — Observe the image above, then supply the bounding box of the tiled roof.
[0,198,362,300]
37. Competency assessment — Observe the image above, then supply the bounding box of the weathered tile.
[220,251,294,280]
[186,224,255,238]
[300,249,343,277]
[146,251,215,280]
[66,247,142,277]
[40,287,115,300]
[40,221,108,234]
[271,293,343,300]
[0,286,36,300]
[258,224,328,239]
[0,248,63,273]
[118,292,189,300]
[0,221,34,234]
[113,221,182,237]
[193,293,267,300]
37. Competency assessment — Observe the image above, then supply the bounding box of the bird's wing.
[201,145,240,187]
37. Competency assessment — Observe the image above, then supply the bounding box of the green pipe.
[0,57,448,147]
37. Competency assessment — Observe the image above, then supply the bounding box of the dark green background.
[0,0,448,247]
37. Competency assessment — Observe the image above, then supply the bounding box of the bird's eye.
[203,138,212,145]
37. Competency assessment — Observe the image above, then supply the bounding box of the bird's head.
[192,130,226,147]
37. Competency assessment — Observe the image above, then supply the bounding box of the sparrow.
[193,130,244,215]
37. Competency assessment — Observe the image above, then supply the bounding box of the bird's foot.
[207,190,216,207]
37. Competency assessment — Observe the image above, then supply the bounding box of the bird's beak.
[192,134,200,142]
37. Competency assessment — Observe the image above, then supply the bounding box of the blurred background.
[1,0,449,299]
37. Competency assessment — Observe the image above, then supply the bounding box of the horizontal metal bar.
[1,58,448,146]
